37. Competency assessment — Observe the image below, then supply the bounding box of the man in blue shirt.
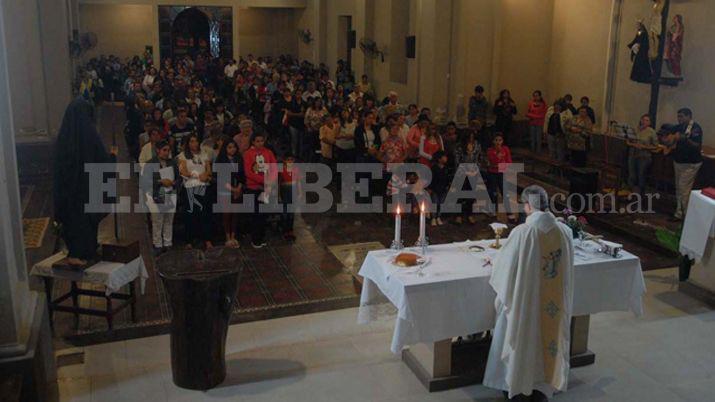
[667,108,703,220]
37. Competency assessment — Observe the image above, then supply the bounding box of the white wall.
[79,3,156,62]
[2,0,49,134]
[548,0,612,126]
[238,8,299,58]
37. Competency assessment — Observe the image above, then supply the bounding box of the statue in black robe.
[628,22,653,84]
[53,97,116,265]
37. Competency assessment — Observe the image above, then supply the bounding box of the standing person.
[169,109,196,155]
[143,140,178,255]
[563,94,578,115]
[215,139,245,248]
[526,90,548,153]
[178,134,213,250]
[54,98,118,267]
[454,130,483,224]
[357,74,374,99]
[469,85,489,125]
[494,89,517,139]
[335,107,357,164]
[546,101,567,164]
[663,108,704,220]
[233,119,253,155]
[580,96,596,124]
[442,121,459,175]
[138,127,164,167]
[282,88,305,157]
[487,133,517,223]
[303,98,328,162]
[405,104,420,127]
[243,132,278,248]
[627,114,659,197]
[484,185,574,402]
[406,114,430,161]
[354,110,381,163]
[279,153,301,241]
[418,125,444,167]
[319,113,338,171]
[428,151,450,226]
[565,107,593,168]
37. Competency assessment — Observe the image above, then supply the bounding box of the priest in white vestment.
[483,185,574,401]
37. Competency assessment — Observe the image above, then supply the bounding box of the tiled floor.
[57,267,715,402]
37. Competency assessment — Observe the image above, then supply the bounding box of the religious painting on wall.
[158,6,233,62]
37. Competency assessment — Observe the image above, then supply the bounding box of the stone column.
[0,3,57,400]
[37,0,73,135]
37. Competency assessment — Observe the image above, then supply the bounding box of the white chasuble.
[483,211,574,398]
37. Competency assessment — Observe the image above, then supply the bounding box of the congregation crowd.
[74,51,703,254]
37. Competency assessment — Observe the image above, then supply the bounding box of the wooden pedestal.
[403,315,595,392]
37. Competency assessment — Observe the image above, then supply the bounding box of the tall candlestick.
[419,202,426,242]
[394,205,401,244]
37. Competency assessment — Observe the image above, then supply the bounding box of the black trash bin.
[157,249,242,390]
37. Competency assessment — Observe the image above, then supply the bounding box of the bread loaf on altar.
[395,252,420,267]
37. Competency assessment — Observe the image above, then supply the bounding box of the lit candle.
[419,202,426,242]
[394,205,402,245]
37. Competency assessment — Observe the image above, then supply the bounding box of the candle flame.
[396,205,401,214]
[420,202,425,212]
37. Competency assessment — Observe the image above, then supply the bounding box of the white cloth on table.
[679,191,715,260]
[31,252,149,296]
[358,239,646,354]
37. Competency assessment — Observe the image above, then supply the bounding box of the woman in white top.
[142,67,157,93]
[177,133,214,249]
[335,108,357,163]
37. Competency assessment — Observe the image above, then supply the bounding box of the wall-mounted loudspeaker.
[406,35,416,58]
[348,30,357,49]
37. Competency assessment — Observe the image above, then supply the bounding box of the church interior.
[2,0,715,401]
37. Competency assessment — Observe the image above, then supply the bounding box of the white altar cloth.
[680,191,715,260]
[31,252,149,296]
[358,240,646,354]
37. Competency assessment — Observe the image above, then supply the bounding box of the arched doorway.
[171,7,210,59]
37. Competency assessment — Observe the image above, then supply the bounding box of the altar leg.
[70,281,80,329]
[42,277,54,332]
[402,339,455,392]
[570,315,595,367]
[105,294,113,330]
[129,280,137,322]
[402,337,491,392]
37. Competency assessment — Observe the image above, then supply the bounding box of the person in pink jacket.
[526,90,548,153]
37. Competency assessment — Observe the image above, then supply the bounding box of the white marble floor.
[58,268,715,402]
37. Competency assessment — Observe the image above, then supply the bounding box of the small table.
[358,240,645,391]
[31,253,149,331]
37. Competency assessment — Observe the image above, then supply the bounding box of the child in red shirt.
[279,153,301,241]
[242,132,277,248]
[486,134,517,222]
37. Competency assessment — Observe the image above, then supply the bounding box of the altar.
[358,239,646,391]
